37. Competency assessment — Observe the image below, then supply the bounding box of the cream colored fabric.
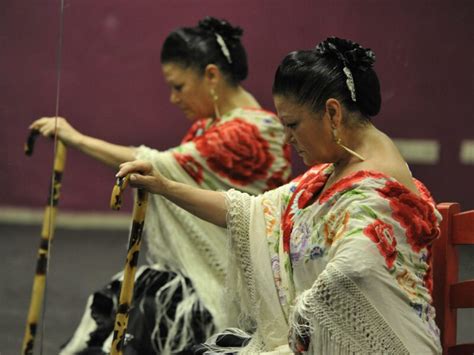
[135,107,290,332]
[223,165,442,354]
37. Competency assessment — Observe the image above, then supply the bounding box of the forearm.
[161,180,228,228]
[76,134,137,168]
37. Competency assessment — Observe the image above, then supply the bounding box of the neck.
[215,85,260,117]
[334,122,376,170]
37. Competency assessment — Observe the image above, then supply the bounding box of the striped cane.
[21,129,67,354]
[109,175,149,355]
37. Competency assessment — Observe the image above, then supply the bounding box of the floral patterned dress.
[61,107,291,355]
[221,163,442,354]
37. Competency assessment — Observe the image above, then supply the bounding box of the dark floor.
[0,224,133,355]
[1,224,473,355]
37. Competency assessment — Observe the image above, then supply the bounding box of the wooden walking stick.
[21,129,67,355]
[109,175,149,355]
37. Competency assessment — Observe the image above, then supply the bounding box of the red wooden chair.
[432,202,474,354]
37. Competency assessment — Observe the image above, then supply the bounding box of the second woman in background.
[31,17,291,354]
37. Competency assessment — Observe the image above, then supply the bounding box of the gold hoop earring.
[332,128,366,161]
[210,88,220,118]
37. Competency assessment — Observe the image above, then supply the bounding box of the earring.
[332,128,366,161]
[210,88,220,118]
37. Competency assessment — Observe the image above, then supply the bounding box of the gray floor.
[1,224,130,355]
[1,224,473,355]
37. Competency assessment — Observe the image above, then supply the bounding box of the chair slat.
[452,210,474,245]
[450,280,474,308]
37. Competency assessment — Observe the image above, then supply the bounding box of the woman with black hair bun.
[30,17,291,355]
[118,37,442,354]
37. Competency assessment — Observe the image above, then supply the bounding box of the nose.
[170,90,179,105]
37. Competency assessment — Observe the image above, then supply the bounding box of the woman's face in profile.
[162,62,214,120]
[274,95,335,166]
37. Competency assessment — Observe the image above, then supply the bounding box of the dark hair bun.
[316,37,375,72]
[198,16,243,40]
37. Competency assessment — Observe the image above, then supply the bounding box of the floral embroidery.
[262,198,278,237]
[377,180,439,253]
[261,166,441,342]
[363,219,397,269]
[319,170,386,204]
[195,118,275,186]
[271,255,286,304]
[308,244,324,260]
[282,165,331,254]
[172,152,204,184]
[290,223,311,262]
[267,145,292,190]
[181,118,209,143]
[173,108,291,193]
[323,211,351,246]
[396,269,420,300]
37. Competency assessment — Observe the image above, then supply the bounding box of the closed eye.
[286,122,298,129]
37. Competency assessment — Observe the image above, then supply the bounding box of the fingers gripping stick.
[110,175,148,355]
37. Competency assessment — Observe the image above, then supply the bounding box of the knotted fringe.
[290,264,409,355]
[151,272,215,354]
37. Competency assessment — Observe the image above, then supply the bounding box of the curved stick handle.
[24,129,40,156]
[21,141,67,355]
[110,175,148,355]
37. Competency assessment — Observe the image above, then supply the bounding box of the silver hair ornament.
[215,33,232,64]
[343,66,356,102]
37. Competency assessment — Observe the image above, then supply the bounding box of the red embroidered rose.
[377,181,439,253]
[319,170,386,204]
[194,118,274,185]
[413,178,435,204]
[363,219,397,269]
[282,165,331,253]
[172,152,204,184]
[181,119,208,143]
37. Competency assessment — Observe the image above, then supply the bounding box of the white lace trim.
[291,264,409,354]
[224,189,257,331]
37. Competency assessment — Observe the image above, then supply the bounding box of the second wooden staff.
[109,175,149,355]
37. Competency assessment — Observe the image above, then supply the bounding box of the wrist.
[73,133,87,149]
[161,177,174,196]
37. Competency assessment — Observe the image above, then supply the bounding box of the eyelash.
[286,123,298,129]
[173,84,183,91]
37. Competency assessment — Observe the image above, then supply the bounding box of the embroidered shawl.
[224,164,442,354]
[135,107,291,330]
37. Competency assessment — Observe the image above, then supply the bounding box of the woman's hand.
[117,160,228,227]
[29,116,83,147]
[117,160,169,195]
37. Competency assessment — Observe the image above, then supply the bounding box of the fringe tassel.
[151,272,214,354]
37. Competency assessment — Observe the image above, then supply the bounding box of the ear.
[203,64,221,87]
[325,98,343,129]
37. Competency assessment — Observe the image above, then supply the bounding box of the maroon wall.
[2,0,473,212]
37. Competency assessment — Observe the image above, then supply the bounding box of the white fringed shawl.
[135,108,291,341]
[223,164,442,354]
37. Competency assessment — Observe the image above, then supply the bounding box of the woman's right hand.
[117,160,169,195]
[29,116,83,147]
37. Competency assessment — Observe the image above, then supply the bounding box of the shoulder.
[221,107,280,126]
